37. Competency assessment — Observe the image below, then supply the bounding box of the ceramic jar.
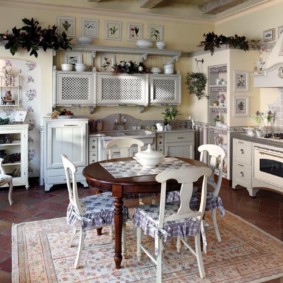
[164,62,174,74]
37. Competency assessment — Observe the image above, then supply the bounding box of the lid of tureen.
[135,144,164,158]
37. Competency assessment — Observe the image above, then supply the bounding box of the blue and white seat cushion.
[166,191,225,217]
[133,202,206,254]
[67,192,129,229]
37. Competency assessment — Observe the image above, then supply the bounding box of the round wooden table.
[83,157,206,269]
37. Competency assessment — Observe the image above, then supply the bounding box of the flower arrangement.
[0,18,72,57]
[252,110,276,127]
[112,60,147,74]
[162,107,180,124]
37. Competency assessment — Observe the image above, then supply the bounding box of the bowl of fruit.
[51,109,74,119]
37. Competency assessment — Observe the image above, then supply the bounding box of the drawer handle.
[177,137,185,139]
[240,171,244,177]
[92,146,96,149]
[240,149,244,154]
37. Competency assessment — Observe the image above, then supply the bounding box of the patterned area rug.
[12,211,283,283]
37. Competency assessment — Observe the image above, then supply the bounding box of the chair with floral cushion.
[133,166,212,283]
[61,154,129,269]
[166,144,226,242]
[0,157,13,205]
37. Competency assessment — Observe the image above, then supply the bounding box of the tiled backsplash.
[268,88,283,131]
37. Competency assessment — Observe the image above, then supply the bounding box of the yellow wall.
[1,0,283,122]
[0,2,213,121]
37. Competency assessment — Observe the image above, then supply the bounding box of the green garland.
[185,72,207,100]
[198,32,260,55]
[0,18,72,57]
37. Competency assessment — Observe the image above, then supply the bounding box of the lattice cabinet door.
[149,74,181,105]
[96,73,149,106]
[55,71,95,106]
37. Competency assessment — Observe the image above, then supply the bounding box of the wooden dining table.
[82,156,206,269]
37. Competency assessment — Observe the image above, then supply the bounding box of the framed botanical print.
[148,24,163,41]
[105,21,122,40]
[57,16,76,37]
[127,23,143,41]
[233,96,249,117]
[99,54,115,72]
[233,70,249,92]
[81,19,99,38]
[65,52,82,65]
[263,28,275,42]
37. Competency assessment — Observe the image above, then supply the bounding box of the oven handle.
[255,147,283,158]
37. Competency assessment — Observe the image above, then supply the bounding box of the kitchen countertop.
[231,132,283,148]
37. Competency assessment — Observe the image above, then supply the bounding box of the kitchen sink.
[100,129,155,138]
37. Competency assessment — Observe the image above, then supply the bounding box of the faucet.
[113,114,127,130]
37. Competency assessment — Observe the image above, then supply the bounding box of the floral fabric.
[166,191,225,217]
[0,174,12,186]
[133,202,206,254]
[67,192,129,229]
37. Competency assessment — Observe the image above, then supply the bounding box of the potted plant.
[0,18,72,57]
[185,72,207,100]
[162,107,180,129]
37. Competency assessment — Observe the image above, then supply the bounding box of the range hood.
[254,33,283,88]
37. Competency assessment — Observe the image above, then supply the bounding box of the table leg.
[114,195,123,269]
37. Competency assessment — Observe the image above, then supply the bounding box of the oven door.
[254,146,283,188]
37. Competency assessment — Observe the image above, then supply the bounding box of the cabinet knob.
[240,148,244,154]
[92,146,96,149]
[240,171,244,177]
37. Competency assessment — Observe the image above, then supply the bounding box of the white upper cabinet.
[54,71,96,106]
[149,74,181,105]
[96,72,149,106]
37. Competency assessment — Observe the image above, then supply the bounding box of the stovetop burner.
[264,133,283,139]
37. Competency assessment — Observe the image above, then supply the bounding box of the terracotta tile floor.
[0,179,283,283]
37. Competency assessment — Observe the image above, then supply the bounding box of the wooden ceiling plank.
[201,0,247,14]
[139,0,165,9]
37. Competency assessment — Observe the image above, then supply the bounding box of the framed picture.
[233,70,249,92]
[263,28,275,42]
[278,26,283,39]
[127,23,143,41]
[105,21,122,40]
[81,19,99,38]
[65,52,82,65]
[57,16,76,37]
[233,96,249,117]
[99,54,115,72]
[148,24,163,41]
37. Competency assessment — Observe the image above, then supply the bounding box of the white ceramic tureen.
[134,144,164,168]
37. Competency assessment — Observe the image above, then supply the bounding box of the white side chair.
[61,154,129,269]
[133,166,212,283]
[106,137,144,159]
[105,138,157,205]
[197,144,226,242]
[166,144,226,242]
[0,157,13,205]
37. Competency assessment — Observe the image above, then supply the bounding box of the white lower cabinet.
[42,118,88,191]
[232,138,252,194]
[157,130,195,159]
[0,124,29,188]
[88,135,98,163]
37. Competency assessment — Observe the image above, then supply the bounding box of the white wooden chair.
[105,137,144,159]
[105,138,157,204]
[133,166,212,283]
[166,144,226,242]
[197,144,226,242]
[0,158,13,205]
[61,154,129,269]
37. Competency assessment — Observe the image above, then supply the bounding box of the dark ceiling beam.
[201,0,248,14]
[139,0,165,9]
